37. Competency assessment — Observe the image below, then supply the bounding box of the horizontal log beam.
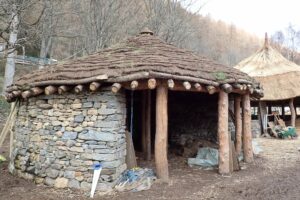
[206,85,217,94]
[148,78,157,89]
[45,86,57,95]
[221,83,233,93]
[183,81,191,90]
[74,85,84,93]
[58,85,71,94]
[31,87,44,96]
[167,79,175,89]
[131,81,138,90]
[89,82,101,91]
[112,83,122,93]
[194,83,202,91]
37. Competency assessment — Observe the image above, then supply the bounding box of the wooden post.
[242,94,254,163]
[289,98,296,127]
[146,90,152,161]
[218,90,230,175]
[234,96,242,155]
[259,101,268,134]
[281,104,285,119]
[155,85,169,182]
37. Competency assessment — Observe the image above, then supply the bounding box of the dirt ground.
[1,109,300,200]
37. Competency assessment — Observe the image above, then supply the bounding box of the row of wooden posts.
[6,78,262,101]
[139,85,253,182]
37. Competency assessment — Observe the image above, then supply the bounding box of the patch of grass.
[213,71,227,81]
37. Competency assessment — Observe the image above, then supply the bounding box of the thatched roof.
[235,34,300,101]
[13,31,257,87]
[6,29,262,101]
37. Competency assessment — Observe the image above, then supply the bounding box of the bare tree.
[0,0,43,94]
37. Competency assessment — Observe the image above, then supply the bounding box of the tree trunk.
[234,96,242,155]
[155,85,169,182]
[218,90,230,175]
[259,101,267,134]
[242,94,253,163]
[289,98,296,127]
[2,5,19,95]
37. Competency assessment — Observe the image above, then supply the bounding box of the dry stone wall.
[9,88,127,192]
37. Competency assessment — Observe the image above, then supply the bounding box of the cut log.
[12,90,21,97]
[89,82,101,91]
[112,83,121,93]
[234,96,242,155]
[30,87,44,96]
[289,98,296,127]
[45,85,57,95]
[167,79,175,89]
[218,90,230,175]
[58,85,70,94]
[242,94,253,163]
[232,83,243,90]
[221,83,233,93]
[155,85,169,182]
[125,131,137,169]
[131,80,139,90]
[194,83,202,91]
[74,85,84,93]
[206,85,217,94]
[21,90,32,99]
[183,81,191,90]
[148,78,157,89]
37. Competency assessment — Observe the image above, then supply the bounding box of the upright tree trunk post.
[289,98,296,127]
[242,94,253,163]
[234,96,242,155]
[258,101,267,134]
[2,4,19,95]
[155,85,169,182]
[145,90,152,161]
[281,104,285,119]
[218,90,230,175]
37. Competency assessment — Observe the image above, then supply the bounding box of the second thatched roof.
[235,34,300,101]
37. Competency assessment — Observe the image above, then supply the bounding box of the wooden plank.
[155,85,169,182]
[242,94,254,163]
[218,90,230,175]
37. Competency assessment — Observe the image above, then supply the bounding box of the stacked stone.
[10,88,127,192]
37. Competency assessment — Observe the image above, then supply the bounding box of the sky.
[194,0,300,38]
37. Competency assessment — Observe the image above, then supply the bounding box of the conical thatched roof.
[6,29,262,101]
[235,34,300,101]
[13,32,256,87]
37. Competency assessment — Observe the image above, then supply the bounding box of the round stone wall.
[9,88,127,192]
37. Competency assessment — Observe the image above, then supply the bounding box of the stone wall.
[9,88,127,192]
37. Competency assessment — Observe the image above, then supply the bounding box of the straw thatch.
[11,30,258,90]
[235,36,300,101]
